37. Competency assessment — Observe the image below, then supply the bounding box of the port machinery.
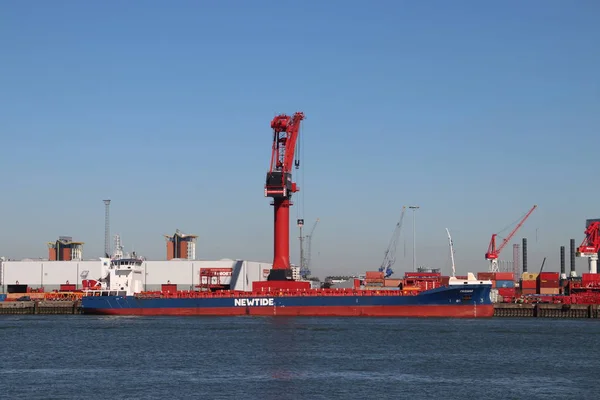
[577,221,600,274]
[485,205,537,273]
[379,206,406,278]
[262,111,310,290]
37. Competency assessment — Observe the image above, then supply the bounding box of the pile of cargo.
[404,272,443,291]
[520,272,538,295]
[361,271,405,290]
[477,272,516,300]
[363,271,385,288]
[360,271,443,292]
[537,272,560,295]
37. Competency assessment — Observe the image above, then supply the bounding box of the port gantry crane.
[485,204,537,273]
[379,206,406,278]
[264,111,305,282]
[300,218,320,279]
[576,221,600,274]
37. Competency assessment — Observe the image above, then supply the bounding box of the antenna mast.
[446,228,456,277]
[103,200,111,257]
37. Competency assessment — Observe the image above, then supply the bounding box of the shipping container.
[161,284,178,292]
[383,279,402,287]
[495,280,515,288]
[59,284,76,291]
[365,271,384,279]
[538,279,559,288]
[539,272,560,280]
[476,272,494,280]
[498,288,516,297]
[494,272,514,281]
[404,272,441,278]
[520,280,537,289]
[521,273,539,281]
[539,288,560,295]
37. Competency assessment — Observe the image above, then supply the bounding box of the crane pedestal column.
[589,255,598,274]
[263,111,307,291]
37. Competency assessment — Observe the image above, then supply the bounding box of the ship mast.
[446,228,456,278]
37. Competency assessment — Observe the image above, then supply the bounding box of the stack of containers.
[520,272,538,295]
[537,272,560,295]
[364,271,384,289]
[494,272,515,300]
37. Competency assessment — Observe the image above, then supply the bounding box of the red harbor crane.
[576,221,600,274]
[485,205,537,272]
[264,112,305,281]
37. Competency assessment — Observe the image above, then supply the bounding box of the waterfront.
[0,316,599,399]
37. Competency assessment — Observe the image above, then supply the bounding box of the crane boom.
[265,112,305,281]
[576,221,600,274]
[301,218,320,279]
[379,206,406,278]
[485,204,537,272]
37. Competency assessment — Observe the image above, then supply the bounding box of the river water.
[0,316,598,399]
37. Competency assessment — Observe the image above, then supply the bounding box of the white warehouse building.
[0,258,275,293]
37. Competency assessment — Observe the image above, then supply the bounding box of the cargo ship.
[79,112,495,318]
[80,257,494,317]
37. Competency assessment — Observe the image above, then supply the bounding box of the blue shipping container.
[496,280,515,288]
[0,294,6,301]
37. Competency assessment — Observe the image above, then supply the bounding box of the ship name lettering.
[234,298,274,307]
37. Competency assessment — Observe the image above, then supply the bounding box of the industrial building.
[164,230,197,260]
[0,258,273,292]
[47,236,84,261]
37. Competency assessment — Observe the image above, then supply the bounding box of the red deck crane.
[576,221,600,274]
[264,112,305,281]
[485,205,537,272]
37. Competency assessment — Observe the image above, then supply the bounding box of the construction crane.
[576,221,600,274]
[300,218,320,279]
[379,206,406,278]
[485,204,537,273]
[264,111,305,281]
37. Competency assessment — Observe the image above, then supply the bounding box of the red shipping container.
[494,272,514,281]
[521,280,537,289]
[59,284,76,291]
[538,279,559,288]
[455,275,468,280]
[384,279,402,287]
[404,272,440,278]
[365,271,384,279]
[477,272,494,280]
[498,288,516,297]
[161,284,178,292]
[538,272,559,280]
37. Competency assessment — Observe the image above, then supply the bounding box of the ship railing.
[130,287,424,299]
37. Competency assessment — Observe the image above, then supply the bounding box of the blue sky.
[1,0,599,278]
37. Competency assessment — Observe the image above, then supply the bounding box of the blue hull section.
[81,284,494,318]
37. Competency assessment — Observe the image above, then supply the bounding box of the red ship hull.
[86,304,494,318]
